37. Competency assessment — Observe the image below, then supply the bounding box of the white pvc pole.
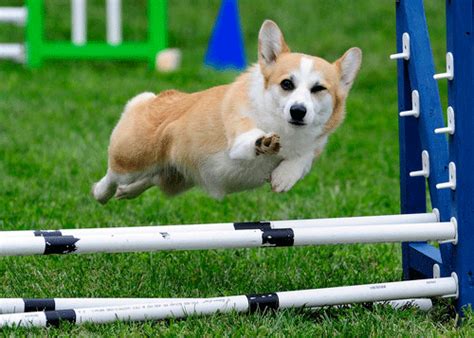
[0,277,456,328]
[277,277,457,308]
[384,298,432,311]
[0,222,455,257]
[291,222,455,245]
[0,7,27,25]
[71,0,87,45]
[0,212,438,238]
[0,43,24,62]
[0,297,432,315]
[0,298,200,315]
[106,0,122,45]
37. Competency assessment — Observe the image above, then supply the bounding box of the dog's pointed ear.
[258,20,290,68]
[335,47,362,94]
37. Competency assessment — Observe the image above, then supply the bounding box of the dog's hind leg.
[114,176,156,200]
[158,170,192,196]
[92,172,117,204]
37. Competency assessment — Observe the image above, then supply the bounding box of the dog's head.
[258,20,362,132]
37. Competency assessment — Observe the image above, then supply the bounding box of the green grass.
[0,0,468,335]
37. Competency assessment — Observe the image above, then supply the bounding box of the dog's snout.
[290,104,307,121]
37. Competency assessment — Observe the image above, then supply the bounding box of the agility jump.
[0,0,472,328]
[0,0,166,67]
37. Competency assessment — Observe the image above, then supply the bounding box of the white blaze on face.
[282,56,333,126]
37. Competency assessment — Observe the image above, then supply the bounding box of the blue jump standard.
[395,0,474,312]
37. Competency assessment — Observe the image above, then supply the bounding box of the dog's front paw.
[255,133,280,156]
[271,166,301,193]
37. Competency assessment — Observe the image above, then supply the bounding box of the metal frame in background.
[20,0,167,67]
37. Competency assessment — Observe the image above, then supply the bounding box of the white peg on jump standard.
[390,32,410,60]
[439,218,458,245]
[410,150,430,178]
[436,162,456,190]
[399,90,420,118]
[433,52,454,80]
[435,107,455,135]
[432,264,441,279]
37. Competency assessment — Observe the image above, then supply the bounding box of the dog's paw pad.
[256,133,280,155]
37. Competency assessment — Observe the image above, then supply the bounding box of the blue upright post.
[396,0,452,280]
[395,1,427,280]
[445,0,474,312]
[204,0,246,71]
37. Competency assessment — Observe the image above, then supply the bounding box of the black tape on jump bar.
[24,298,56,312]
[34,230,63,237]
[44,236,79,255]
[45,309,77,327]
[262,228,294,247]
[233,221,271,231]
[246,293,279,312]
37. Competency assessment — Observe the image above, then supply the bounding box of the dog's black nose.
[290,104,307,121]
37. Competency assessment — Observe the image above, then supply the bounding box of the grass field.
[1,0,471,335]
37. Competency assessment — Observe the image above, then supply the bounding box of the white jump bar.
[0,222,455,256]
[0,43,24,62]
[0,212,438,238]
[0,297,432,315]
[0,277,456,328]
[0,298,200,315]
[0,7,26,25]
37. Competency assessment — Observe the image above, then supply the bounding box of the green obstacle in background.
[0,0,167,68]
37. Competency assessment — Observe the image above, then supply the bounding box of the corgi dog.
[92,20,362,204]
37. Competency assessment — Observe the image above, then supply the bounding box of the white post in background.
[0,7,27,26]
[0,44,25,62]
[106,0,122,45]
[71,0,87,45]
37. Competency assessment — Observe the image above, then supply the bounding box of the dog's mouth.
[289,120,307,126]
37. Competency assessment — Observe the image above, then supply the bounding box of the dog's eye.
[280,79,295,91]
[311,84,326,93]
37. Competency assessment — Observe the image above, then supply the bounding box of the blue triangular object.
[205,0,246,71]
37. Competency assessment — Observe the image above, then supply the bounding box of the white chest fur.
[199,151,281,198]
[196,66,329,198]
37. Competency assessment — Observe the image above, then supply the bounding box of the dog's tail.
[123,92,156,114]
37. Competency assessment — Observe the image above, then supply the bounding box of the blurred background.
[0,1,461,335]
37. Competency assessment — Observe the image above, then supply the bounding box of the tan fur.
[324,49,362,133]
[109,86,233,174]
[261,52,352,136]
[94,19,361,202]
